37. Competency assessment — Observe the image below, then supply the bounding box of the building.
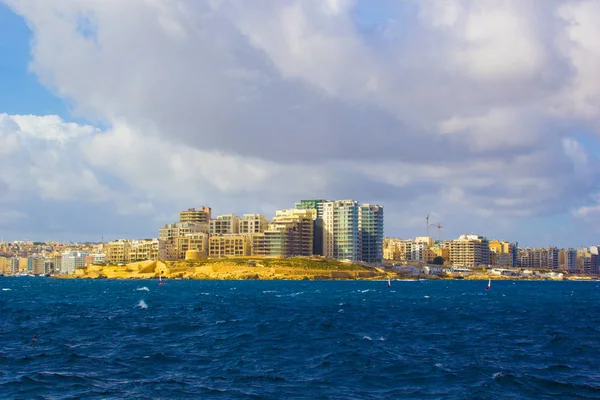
[238,214,269,234]
[10,257,21,274]
[159,221,209,260]
[295,200,327,256]
[322,200,361,262]
[360,204,384,263]
[27,255,46,275]
[210,214,240,236]
[565,248,577,272]
[489,240,517,268]
[209,234,251,258]
[129,239,159,262]
[105,239,132,265]
[251,209,314,258]
[449,234,490,268]
[383,238,413,262]
[179,206,211,224]
[159,221,209,241]
[0,257,7,275]
[61,251,89,274]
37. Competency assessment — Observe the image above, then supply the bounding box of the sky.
[1,0,600,247]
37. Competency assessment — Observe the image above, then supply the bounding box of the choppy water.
[1,278,599,399]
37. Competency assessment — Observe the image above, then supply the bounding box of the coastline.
[41,258,594,281]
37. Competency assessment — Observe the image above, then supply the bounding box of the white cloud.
[2,0,600,246]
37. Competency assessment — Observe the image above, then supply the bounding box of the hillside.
[71,257,389,280]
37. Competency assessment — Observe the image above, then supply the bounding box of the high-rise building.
[360,204,384,263]
[320,200,384,263]
[322,200,361,262]
[295,200,327,256]
[179,206,211,224]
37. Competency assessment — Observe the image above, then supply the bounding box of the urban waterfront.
[1,277,599,399]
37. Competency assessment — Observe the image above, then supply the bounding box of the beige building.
[159,221,209,241]
[210,214,240,235]
[179,206,211,224]
[251,209,314,258]
[129,239,159,262]
[238,214,269,234]
[383,238,413,261]
[0,257,7,274]
[449,234,490,268]
[489,240,516,267]
[209,234,251,258]
[105,240,132,265]
[159,221,209,260]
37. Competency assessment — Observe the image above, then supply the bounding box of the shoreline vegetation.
[41,257,599,281]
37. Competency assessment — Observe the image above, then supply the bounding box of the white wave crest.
[136,287,149,291]
[2,288,11,291]
[136,300,148,309]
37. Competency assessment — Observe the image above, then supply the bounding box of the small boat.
[485,278,491,291]
[158,275,164,286]
[387,277,391,288]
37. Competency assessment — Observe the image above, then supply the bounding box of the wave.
[136,287,149,292]
[136,300,148,309]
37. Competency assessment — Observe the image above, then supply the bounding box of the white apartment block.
[61,251,89,274]
[322,200,362,262]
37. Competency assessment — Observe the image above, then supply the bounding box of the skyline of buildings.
[1,198,600,276]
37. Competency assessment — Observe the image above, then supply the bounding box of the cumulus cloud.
[2,0,600,245]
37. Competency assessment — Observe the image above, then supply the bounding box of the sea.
[1,278,599,399]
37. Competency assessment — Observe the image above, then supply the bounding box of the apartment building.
[360,204,384,263]
[449,234,490,268]
[27,255,46,275]
[159,221,209,241]
[129,239,159,262]
[209,234,251,258]
[238,214,269,234]
[61,251,89,274]
[210,214,240,235]
[105,239,131,265]
[518,247,558,269]
[322,200,362,262]
[383,238,413,261]
[251,209,314,257]
[295,199,327,256]
[179,206,211,224]
[489,240,517,267]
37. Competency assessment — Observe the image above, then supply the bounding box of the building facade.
[449,234,490,268]
[360,204,384,263]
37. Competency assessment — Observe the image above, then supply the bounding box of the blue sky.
[2,0,600,248]
[0,4,68,117]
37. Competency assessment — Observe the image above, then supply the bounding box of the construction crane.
[429,223,443,242]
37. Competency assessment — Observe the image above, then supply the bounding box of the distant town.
[1,199,598,280]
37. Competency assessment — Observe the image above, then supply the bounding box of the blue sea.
[1,278,599,399]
